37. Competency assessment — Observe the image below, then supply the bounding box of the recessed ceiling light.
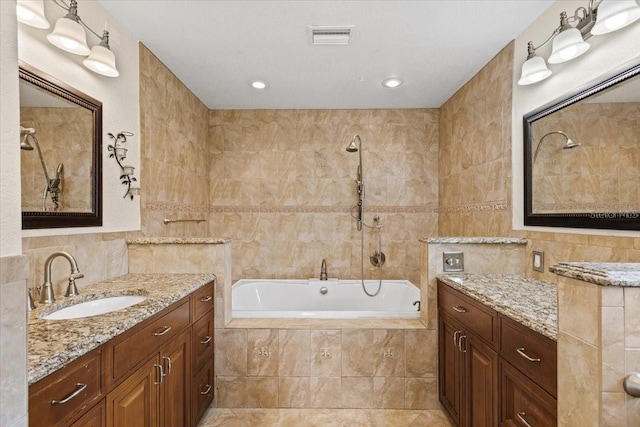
[382,77,404,88]
[251,80,267,89]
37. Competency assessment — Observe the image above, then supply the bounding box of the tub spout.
[320,259,328,281]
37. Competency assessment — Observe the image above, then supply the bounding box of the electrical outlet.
[443,251,464,272]
[533,250,544,273]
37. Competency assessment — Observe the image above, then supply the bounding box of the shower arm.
[533,131,569,162]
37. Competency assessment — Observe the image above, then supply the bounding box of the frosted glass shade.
[548,27,590,64]
[83,45,119,77]
[16,0,50,29]
[518,56,552,85]
[591,0,640,35]
[47,17,90,55]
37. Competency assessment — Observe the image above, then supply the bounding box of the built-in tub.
[232,279,420,319]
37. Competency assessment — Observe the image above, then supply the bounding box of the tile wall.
[207,109,439,284]
[139,44,210,238]
[214,327,439,410]
[20,107,92,212]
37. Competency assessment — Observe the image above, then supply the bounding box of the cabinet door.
[439,310,463,426]
[70,400,105,427]
[464,332,498,427]
[500,360,556,427]
[106,357,159,427]
[160,329,191,427]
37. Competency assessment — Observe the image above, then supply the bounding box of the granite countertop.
[421,237,528,245]
[437,274,557,341]
[127,237,231,244]
[28,273,216,385]
[550,262,640,287]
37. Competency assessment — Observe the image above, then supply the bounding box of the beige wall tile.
[278,377,310,408]
[216,377,247,408]
[602,307,626,392]
[624,288,640,348]
[247,329,279,377]
[405,330,438,378]
[373,330,406,377]
[309,377,341,408]
[278,330,310,377]
[310,330,342,377]
[558,277,600,346]
[246,377,279,408]
[342,329,375,377]
[341,377,374,409]
[373,377,405,409]
[215,329,247,376]
[557,332,600,427]
[405,378,438,410]
[601,392,626,427]
[602,287,625,307]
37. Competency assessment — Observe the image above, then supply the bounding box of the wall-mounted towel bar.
[163,218,206,224]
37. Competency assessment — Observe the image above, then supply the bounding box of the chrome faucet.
[39,251,84,304]
[320,258,328,281]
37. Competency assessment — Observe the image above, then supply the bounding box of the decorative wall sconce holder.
[107,131,140,199]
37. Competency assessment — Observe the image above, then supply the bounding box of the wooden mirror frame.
[20,62,102,229]
[523,62,640,231]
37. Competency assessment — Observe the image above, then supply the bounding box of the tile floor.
[199,408,454,426]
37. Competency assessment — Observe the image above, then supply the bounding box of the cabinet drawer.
[192,281,215,321]
[70,399,105,427]
[110,300,190,382]
[500,360,557,427]
[438,281,498,348]
[193,312,214,371]
[193,362,214,425]
[29,349,103,427]
[500,315,557,397]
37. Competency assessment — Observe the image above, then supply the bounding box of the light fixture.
[18,0,120,77]
[251,80,267,89]
[16,0,50,29]
[107,131,139,199]
[382,77,404,88]
[518,0,640,85]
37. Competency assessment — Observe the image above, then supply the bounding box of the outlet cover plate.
[443,251,464,272]
[533,250,544,273]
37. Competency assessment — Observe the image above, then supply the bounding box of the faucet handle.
[65,278,80,297]
[70,272,84,279]
[28,288,37,311]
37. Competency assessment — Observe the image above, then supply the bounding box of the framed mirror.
[19,63,102,229]
[524,62,640,231]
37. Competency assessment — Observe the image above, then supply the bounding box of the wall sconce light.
[518,0,640,85]
[16,0,120,77]
[107,131,140,199]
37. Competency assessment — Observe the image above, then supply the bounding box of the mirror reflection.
[524,63,640,230]
[19,63,102,229]
[20,80,93,212]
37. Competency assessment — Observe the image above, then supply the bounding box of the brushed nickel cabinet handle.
[162,356,172,376]
[453,330,461,347]
[201,335,212,345]
[154,364,164,385]
[517,412,533,427]
[452,305,467,313]
[517,348,541,362]
[200,384,212,395]
[200,295,213,302]
[153,325,172,336]
[51,383,86,405]
[459,335,467,353]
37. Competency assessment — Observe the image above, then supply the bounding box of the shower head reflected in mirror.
[533,130,580,162]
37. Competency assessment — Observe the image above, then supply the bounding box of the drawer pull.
[153,325,172,336]
[162,356,172,376]
[516,412,533,427]
[200,384,212,395]
[452,305,467,313]
[459,335,467,353]
[453,330,461,347]
[51,383,87,405]
[517,348,541,363]
[200,295,213,302]
[201,335,212,345]
[154,364,164,385]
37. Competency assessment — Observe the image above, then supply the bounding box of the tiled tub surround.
[551,263,640,427]
[436,274,557,340]
[28,273,215,384]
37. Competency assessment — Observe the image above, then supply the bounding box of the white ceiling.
[98,0,555,110]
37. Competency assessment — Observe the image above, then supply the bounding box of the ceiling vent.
[308,26,354,46]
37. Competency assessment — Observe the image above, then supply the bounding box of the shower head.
[346,134,361,152]
[20,135,34,150]
[563,138,580,150]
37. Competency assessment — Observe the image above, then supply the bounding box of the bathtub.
[232,279,420,319]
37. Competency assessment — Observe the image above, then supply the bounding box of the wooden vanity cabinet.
[437,280,557,427]
[29,280,215,427]
[438,282,498,427]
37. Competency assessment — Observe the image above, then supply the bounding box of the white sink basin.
[41,295,147,320]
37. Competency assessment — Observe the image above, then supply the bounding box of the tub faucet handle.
[320,258,328,281]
